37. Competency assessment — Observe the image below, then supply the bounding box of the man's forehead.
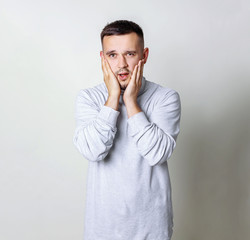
[102,33,141,50]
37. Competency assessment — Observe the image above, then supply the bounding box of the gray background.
[1,0,250,239]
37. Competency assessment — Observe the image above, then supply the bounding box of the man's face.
[101,32,148,90]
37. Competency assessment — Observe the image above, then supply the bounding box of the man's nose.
[117,55,128,68]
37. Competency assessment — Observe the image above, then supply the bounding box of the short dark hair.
[101,20,144,47]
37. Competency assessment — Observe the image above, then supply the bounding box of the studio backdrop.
[1,0,250,240]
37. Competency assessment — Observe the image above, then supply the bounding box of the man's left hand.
[123,59,144,118]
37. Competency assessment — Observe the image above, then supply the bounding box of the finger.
[131,64,139,84]
[138,59,145,84]
[141,59,145,76]
[104,58,114,75]
[136,60,142,83]
[139,59,144,82]
[104,58,110,76]
[101,56,108,76]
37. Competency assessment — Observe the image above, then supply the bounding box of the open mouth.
[118,73,129,80]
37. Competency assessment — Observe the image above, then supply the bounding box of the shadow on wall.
[173,83,250,240]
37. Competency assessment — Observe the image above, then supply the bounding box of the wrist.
[123,96,137,106]
[109,89,121,99]
[105,95,120,111]
[124,101,141,118]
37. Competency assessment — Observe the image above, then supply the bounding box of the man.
[73,20,181,240]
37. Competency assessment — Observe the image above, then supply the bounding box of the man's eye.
[109,54,116,58]
[127,53,135,56]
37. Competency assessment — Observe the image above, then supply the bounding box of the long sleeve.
[127,91,181,166]
[73,89,120,162]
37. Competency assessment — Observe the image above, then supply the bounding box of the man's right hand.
[101,56,120,110]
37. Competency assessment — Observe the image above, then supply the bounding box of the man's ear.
[100,51,104,58]
[142,48,149,64]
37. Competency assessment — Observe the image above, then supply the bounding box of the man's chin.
[119,83,127,90]
[119,78,130,90]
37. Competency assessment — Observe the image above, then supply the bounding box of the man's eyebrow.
[106,50,116,55]
[126,50,137,54]
[105,50,137,55]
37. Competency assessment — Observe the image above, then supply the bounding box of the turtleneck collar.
[120,76,146,96]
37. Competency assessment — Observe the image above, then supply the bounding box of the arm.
[123,59,181,166]
[73,55,121,162]
[73,90,120,162]
[127,91,181,166]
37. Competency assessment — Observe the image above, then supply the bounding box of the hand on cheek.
[101,55,121,98]
[123,59,144,117]
[101,55,121,110]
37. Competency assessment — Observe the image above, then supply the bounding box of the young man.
[73,20,181,240]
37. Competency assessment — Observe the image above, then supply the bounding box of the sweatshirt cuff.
[98,106,120,128]
[127,111,150,135]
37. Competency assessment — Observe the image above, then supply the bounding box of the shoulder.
[144,79,180,104]
[76,83,108,106]
[77,82,106,97]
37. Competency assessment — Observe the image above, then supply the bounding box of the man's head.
[100,20,149,90]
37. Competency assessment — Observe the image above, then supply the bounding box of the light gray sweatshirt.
[73,77,181,240]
